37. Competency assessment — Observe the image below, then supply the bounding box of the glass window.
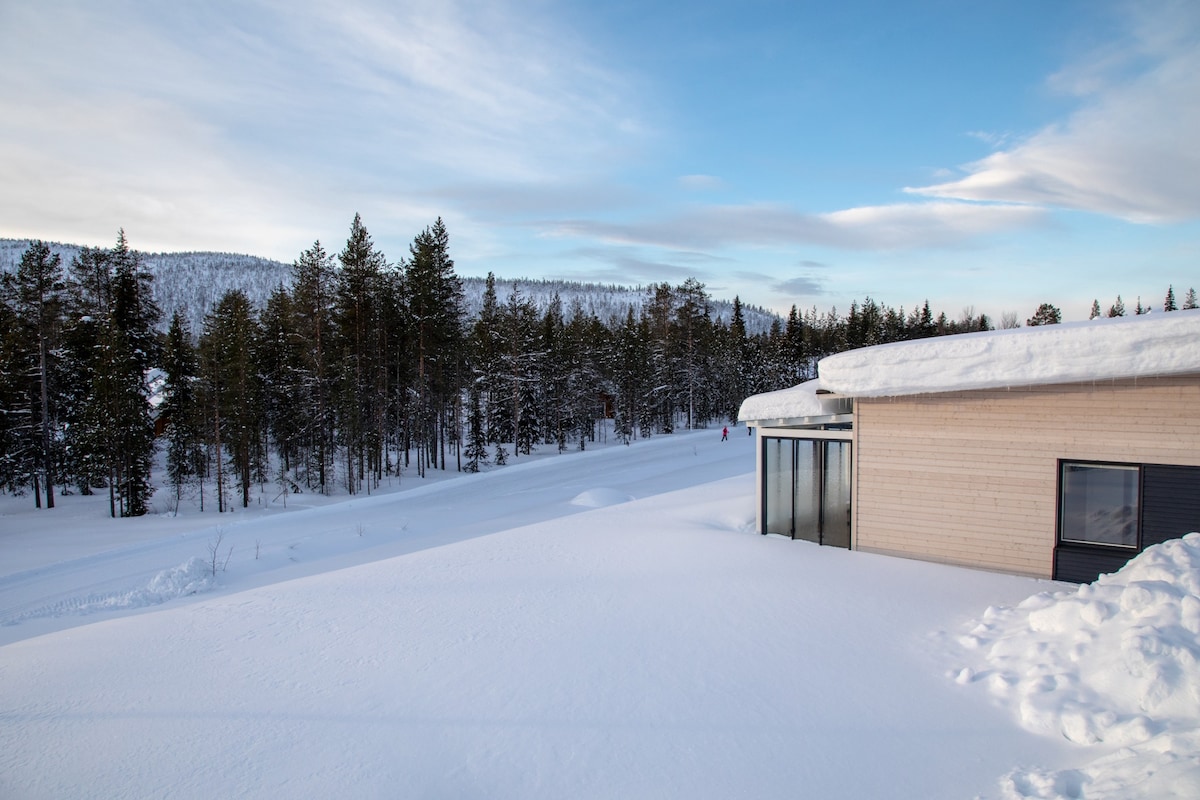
[1060,462,1139,548]
[764,438,794,536]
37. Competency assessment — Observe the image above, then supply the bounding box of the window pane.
[821,441,852,548]
[1060,463,1139,548]
[793,441,820,543]
[764,438,793,535]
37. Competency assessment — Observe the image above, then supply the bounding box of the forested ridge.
[2,218,1195,516]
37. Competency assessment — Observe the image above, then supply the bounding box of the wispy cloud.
[773,276,827,296]
[906,3,1200,223]
[557,246,708,284]
[678,174,725,191]
[549,201,1045,252]
[0,0,648,257]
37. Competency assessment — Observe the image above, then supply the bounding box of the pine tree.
[335,214,387,491]
[1184,288,1198,310]
[1026,303,1062,326]
[161,310,203,513]
[257,286,306,492]
[1089,299,1101,320]
[1135,297,1147,315]
[472,272,504,445]
[109,230,161,369]
[672,278,713,429]
[463,381,489,473]
[199,290,262,510]
[59,247,113,495]
[1107,295,1126,317]
[290,240,337,493]
[1164,285,1177,312]
[405,218,465,473]
[66,232,160,517]
[13,241,65,508]
[0,275,33,493]
[82,317,156,517]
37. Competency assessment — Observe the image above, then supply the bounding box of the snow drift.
[952,532,1200,798]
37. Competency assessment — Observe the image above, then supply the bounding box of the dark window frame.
[761,435,852,547]
[1056,459,1142,551]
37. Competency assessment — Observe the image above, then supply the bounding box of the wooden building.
[739,311,1200,582]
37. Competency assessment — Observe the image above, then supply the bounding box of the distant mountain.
[1,239,780,335]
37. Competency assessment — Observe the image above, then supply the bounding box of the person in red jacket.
[721,426,728,441]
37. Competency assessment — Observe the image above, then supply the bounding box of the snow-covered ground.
[2,429,1197,799]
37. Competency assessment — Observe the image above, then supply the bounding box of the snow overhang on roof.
[818,309,1200,398]
[737,378,851,425]
[738,310,1200,422]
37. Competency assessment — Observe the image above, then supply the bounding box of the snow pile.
[954,533,1200,798]
[8,558,213,625]
[569,487,636,508]
[818,310,1200,399]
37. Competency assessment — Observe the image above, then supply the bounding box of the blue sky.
[1,0,1197,321]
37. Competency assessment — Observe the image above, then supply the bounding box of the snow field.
[3,428,1198,798]
[1,460,1067,800]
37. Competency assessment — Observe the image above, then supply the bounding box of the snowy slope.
[0,429,750,646]
[3,429,1198,798]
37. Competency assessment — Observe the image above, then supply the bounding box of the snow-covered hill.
[0,239,780,335]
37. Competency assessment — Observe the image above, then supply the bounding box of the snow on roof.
[819,310,1200,398]
[737,378,845,423]
[740,311,1200,422]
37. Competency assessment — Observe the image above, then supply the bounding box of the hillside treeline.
[8,216,1188,516]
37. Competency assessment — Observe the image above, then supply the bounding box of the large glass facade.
[762,436,852,547]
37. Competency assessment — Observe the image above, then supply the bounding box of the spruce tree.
[1089,299,1101,320]
[1107,295,1125,317]
[1026,303,1062,326]
[464,381,489,473]
[472,272,504,445]
[1184,288,1198,310]
[1164,285,1178,312]
[13,241,65,508]
[0,275,33,493]
[405,218,464,473]
[336,214,386,491]
[290,240,337,492]
[200,290,262,509]
[161,310,203,513]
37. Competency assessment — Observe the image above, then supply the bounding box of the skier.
[721,426,728,441]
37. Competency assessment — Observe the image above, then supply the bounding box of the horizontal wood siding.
[853,376,1200,578]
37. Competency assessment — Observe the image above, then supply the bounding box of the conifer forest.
[2,216,1195,516]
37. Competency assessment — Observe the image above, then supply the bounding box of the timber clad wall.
[852,375,1200,579]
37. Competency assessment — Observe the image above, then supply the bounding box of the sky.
[1,0,1197,321]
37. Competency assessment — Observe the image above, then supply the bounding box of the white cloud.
[549,201,1045,252]
[907,4,1200,223]
[0,0,648,258]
